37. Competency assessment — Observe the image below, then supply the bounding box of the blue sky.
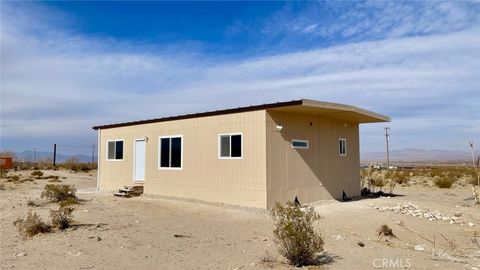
[1,1,480,157]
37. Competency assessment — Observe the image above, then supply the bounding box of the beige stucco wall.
[265,110,360,208]
[98,110,267,208]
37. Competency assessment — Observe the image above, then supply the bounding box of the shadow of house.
[266,109,363,207]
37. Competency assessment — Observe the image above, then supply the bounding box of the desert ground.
[1,170,479,270]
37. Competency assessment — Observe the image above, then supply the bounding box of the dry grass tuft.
[50,204,75,229]
[27,200,40,207]
[377,224,395,238]
[14,211,52,237]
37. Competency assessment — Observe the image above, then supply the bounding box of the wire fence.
[14,144,97,164]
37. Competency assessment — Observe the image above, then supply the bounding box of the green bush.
[41,184,78,203]
[50,205,75,229]
[435,177,454,188]
[271,202,324,266]
[14,211,51,237]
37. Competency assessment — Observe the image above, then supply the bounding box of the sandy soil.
[1,170,479,270]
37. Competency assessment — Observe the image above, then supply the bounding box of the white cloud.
[1,2,479,152]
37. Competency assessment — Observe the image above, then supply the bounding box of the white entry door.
[134,139,146,182]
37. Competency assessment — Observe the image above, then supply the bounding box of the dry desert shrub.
[41,184,78,204]
[377,224,395,238]
[271,202,324,266]
[435,177,455,188]
[61,158,95,173]
[50,204,75,229]
[31,170,43,178]
[47,176,62,183]
[0,167,9,178]
[6,175,28,184]
[14,211,52,237]
[473,187,480,206]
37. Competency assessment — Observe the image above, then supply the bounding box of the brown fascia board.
[92,99,303,130]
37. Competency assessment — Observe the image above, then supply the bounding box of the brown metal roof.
[92,100,303,130]
[92,99,390,130]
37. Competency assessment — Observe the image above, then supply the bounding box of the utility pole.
[385,127,390,169]
[53,144,57,167]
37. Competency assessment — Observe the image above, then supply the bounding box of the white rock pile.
[370,202,463,223]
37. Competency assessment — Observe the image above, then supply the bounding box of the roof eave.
[301,99,391,123]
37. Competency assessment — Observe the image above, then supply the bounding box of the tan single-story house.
[92,99,390,209]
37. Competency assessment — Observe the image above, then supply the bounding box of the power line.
[56,145,94,149]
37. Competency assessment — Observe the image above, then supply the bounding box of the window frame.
[158,135,183,170]
[218,132,243,160]
[106,139,124,161]
[291,139,309,149]
[339,138,347,156]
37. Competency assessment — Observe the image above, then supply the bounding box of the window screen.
[220,136,230,157]
[108,141,115,160]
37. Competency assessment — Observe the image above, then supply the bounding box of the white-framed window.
[107,140,124,161]
[159,135,183,169]
[339,138,347,156]
[292,139,309,149]
[218,133,242,159]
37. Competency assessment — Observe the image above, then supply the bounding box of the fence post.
[53,144,57,167]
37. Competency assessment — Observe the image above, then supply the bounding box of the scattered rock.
[414,245,425,251]
[357,241,365,247]
[468,222,475,227]
[333,235,343,240]
[97,237,102,241]
[173,234,191,238]
[16,252,26,257]
[371,202,463,224]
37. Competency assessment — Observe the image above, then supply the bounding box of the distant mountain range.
[14,150,95,163]
[7,148,479,164]
[361,148,478,163]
